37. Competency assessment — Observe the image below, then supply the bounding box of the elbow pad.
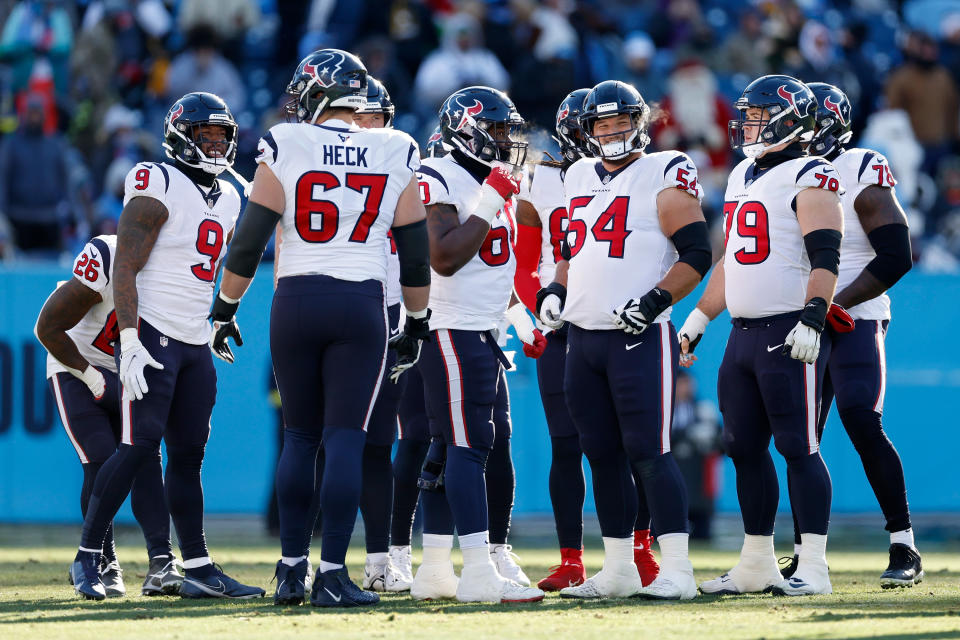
[671,221,712,278]
[803,229,842,275]
[865,223,912,287]
[393,219,431,287]
[224,201,282,278]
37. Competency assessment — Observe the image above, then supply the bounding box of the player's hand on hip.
[77,365,106,400]
[782,297,828,364]
[505,303,546,358]
[209,290,242,363]
[826,303,855,333]
[389,309,431,383]
[536,283,566,329]
[678,307,709,368]
[119,328,163,401]
[612,287,673,335]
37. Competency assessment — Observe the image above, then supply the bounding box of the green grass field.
[2,525,959,640]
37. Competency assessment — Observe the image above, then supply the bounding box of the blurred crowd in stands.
[0,0,959,271]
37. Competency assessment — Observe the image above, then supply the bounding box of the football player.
[680,75,842,597]
[410,86,545,604]
[211,50,431,608]
[350,76,413,592]
[516,89,659,590]
[776,82,917,587]
[36,235,180,598]
[538,80,711,601]
[69,92,263,601]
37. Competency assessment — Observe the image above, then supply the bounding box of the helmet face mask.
[163,92,237,176]
[728,74,816,158]
[579,81,650,161]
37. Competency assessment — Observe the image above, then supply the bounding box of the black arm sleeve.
[670,221,712,278]
[393,219,431,287]
[223,201,282,278]
[803,228,842,275]
[865,223,912,287]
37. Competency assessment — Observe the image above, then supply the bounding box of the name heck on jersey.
[561,152,703,330]
[322,144,368,167]
[723,155,843,319]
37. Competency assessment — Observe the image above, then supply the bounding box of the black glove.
[388,309,431,383]
[613,287,673,334]
[209,292,243,364]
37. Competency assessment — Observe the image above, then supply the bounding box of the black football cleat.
[779,555,799,579]
[274,559,309,605]
[180,564,265,599]
[310,567,380,608]
[880,543,924,588]
[70,551,106,600]
[100,558,126,597]
[142,555,184,596]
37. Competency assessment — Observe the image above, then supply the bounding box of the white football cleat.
[770,564,832,597]
[490,544,530,587]
[699,562,782,595]
[304,559,313,592]
[410,560,459,600]
[559,564,642,599]
[456,563,544,604]
[386,546,414,592]
[636,568,697,600]
[362,556,389,592]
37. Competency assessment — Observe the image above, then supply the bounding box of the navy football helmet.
[355,76,395,127]
[578,81,650,160]
[425,126,448,158]
[285,49,367,124]
[438,86,527,171]
[807,82,853,157]
[554,88,592,162]
[162,92,237,176]
[728,74,816,158]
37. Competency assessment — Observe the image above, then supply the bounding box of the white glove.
[75,365,106,401]
[539,294,563,329]
[784,321,821,364]
[505,303,535,344]
[118,328,164,401]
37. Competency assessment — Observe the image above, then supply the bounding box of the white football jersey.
[257,119,420,286]
[385,233,401,306]
[524,164,567,287]
[45,235,120,378]
[832,148,898,320]
[123,162,241,345]
[561,152,703,330]
[417,154,517,331]
[723,155,843,318]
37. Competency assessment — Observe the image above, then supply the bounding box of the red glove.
[826,303,855,333]
[483,166,521,199]
[522,329,547,359]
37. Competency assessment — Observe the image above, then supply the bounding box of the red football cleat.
[537,548,585,592]
[634,529,660,587]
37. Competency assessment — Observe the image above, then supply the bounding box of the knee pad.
[721,429,768,461]
[773,430,813,460]
[418,439,447,493]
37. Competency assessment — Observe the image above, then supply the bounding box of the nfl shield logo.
[160,336,168,348]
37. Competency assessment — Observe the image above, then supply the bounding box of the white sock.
[319,561,343,573]
[890,529,916,550]
[742,534,774,557]
[602,536,634,568]
[366,552,388,565]
[281,555,306,567]
[794,543,803,556]
[798,533,828,570]
[657,532,691,572]
[389,544,412,554]
[423,533,454,549]
[458,530,489,550]
[182,556,213,570]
